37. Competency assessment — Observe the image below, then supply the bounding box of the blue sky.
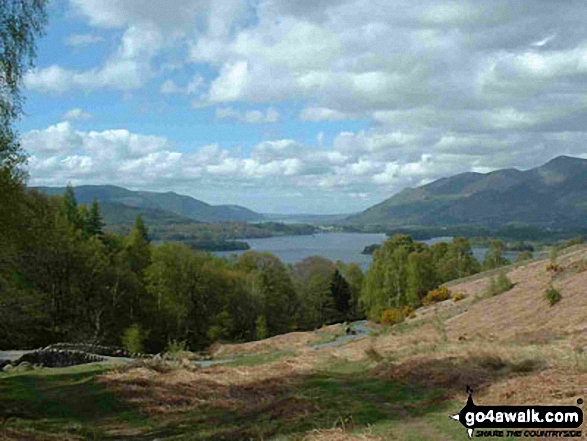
[19,0,587,213]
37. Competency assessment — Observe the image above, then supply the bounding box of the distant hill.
[34,185,265,223]
[263,213,355,225]
[347,155,587,228]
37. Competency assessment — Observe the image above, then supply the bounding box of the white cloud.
[300,107,356,121]
[215,106,280,124]
[63,108,93,120]
[26,25,162,93]
[160,75,205,95]
[65,33,104,47]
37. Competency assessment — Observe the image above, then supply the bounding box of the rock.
[15,362,33,372]
[3,364,14,373]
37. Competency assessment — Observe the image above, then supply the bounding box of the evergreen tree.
[134,215,150,243]
[86,199,104,237]
[61,184,82,229]
[328,269,351,321]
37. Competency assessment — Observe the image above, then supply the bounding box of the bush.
[546,263,564,274]
[515,251,533,263]
[545,287,562,306]
[255,315,269,340]
[485,272,513,297]
[380,309,404,325]
[422,286,451,306]
[122,324,146,354]
[165,340,189,360]
[380,306,413,325]
[452,292,465,302]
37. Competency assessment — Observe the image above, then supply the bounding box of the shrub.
[515,251,533,263]
[165,340,189,360]
[255,315,269,340]
[422,286,451,306]
[380,308,404,325]
[546,263,564,274]
[380,306,414,325]
[545,287,562,306]
[122,324,146,354]
[485,272,513,297]
[452,292,465,303]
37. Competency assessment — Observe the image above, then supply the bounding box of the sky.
[18,0,587,214]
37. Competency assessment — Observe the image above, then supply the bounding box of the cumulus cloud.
[26,24,162,93]
[65,33,104,47]
[215,107,280,124]
[63,108,93,120]
[21,0,587,211]
[160,75,205,95]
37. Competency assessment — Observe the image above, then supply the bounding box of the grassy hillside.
[3,246,587,440]
[34,185,265,223]
[348,155,587,229]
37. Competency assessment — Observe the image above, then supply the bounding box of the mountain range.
[34,185,265,224]
[346,155,587,228]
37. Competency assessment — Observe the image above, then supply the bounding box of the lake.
[214,233,521,271]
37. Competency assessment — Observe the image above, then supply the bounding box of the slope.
[34,185,265,223]
[348,155,587,228]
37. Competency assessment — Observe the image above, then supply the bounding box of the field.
[2,246,587,440]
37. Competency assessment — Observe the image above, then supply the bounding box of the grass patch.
[0,364,147,439]
[224,350,296,367]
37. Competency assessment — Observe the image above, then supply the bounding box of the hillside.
[3,247,587,439]
[347,155,587,228]
[34,185,265,223]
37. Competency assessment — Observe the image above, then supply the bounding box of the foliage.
[484,272,514,297]
[361,235,480,319]
[328,269,352,323]
[122,324,146,354]
[545,286,562,306]
[165,339,189,360]
[422,286,451,306]
[483,239,511,270]
[380,306,414,326]
[515,250,533,263]
[1,0,48,175]
[255,315,268,340]
[452,292,465,302]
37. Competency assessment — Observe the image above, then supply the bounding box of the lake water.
[214,233,521,271]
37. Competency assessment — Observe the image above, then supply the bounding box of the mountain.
[347,155,587,228]
[34,185,265,223]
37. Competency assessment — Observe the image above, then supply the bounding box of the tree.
[290,256,336,328]
[1,0,48,176]
[515,250,533,263]
[238,251,297,335]
[328,270,351,322]
[406,250,437,306]
[61,184,82,230]
[85,199,104,237]
[360,235,416,319]
[483,239,510,270]
[336,261,364,320]
[435,238,480,282]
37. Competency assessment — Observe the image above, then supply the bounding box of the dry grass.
[210,324,343,358]
[303,428,383,441]
[100,353,320,416]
